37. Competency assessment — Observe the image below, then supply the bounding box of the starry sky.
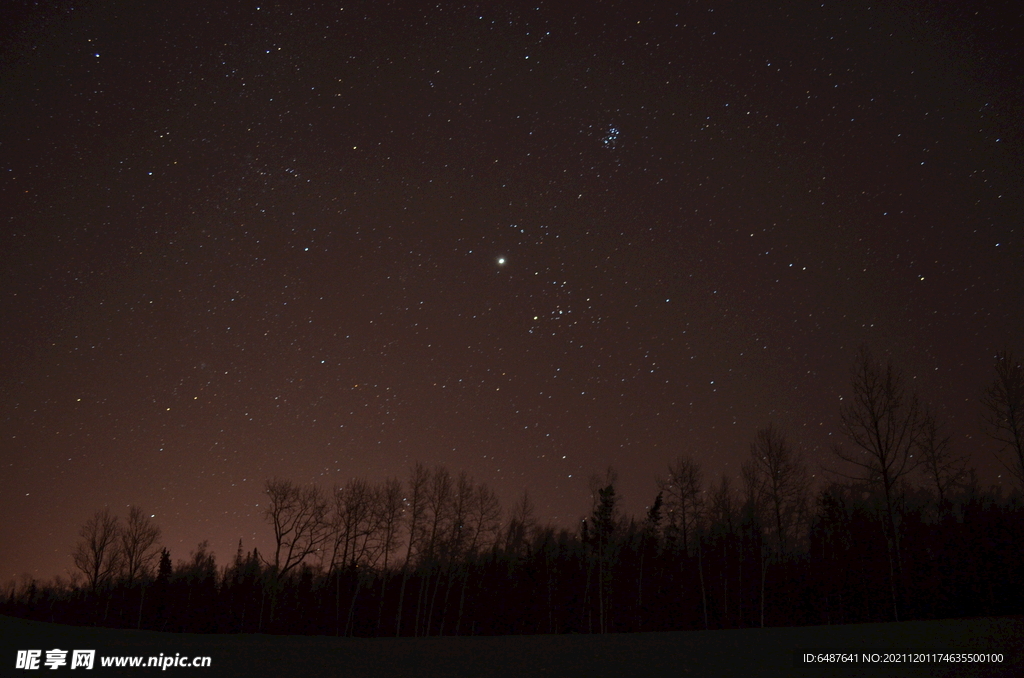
[2,0,1022,582]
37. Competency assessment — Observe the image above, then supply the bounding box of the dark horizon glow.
[2,0,1022,582]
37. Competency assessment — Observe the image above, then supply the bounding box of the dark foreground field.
[3,614,1021,677]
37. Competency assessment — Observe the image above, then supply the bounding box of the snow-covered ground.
[3,614,1021,677]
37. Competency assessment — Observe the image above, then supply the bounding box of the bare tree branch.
[262,479,328,577]
[981,350,1024,490]
[917,409,969,512]
[835,347,921,517]
[120,506,161,583]
[372,477,405,571]
[748,424,808,557]
[833,346,921,621]
[72,508,121,593]
[660,456,703,554]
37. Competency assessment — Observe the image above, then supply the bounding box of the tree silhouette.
[740,458,768,627]
[748,424,808,559]
[156,548,172,582]
[326,478,377,635]
[373,477,405,633]
[982,350,1024,490]
[326,479,372,576]
[414,465,454,636]
[708,475,738,628]
[18,473,1024,636]
[661,456,703,555]
[917,409,969,516]
[635,491,662,629]
[394,461,429,636]
[504,489,536,557]
[262,479,329,577]
[119,506,161,584]
[834,347,921,621]
[583,468,620,633]
[71,508,121,594]
[454,482,503,635]
[261,479,329,625]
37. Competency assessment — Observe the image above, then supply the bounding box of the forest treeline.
[4,349,1024,636]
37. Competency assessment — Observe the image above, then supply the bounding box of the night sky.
[2,1,1022,582]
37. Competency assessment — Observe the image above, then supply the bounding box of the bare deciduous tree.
[446,472,475,559]
[708,476,737,627]
[120,505,161,583]
[504,488,536,556]
[373,476,405,632]
[261,479,328,577]
[833,347,920,621]
[835,348,920,537]
[334,478,382,636]
[740,458,770,628]
[72,508,122,593]
[469,483,503,553]
[420,465,454,563]
[454,481,503,636]
[326,478,374,574]
[917,409,969,514]
[416,465,455,635]
[748,424,808,557]
[395,462,430,636]
[660,455,703,555]
[709,475,736,535]
[744,425,809,628]
[431,472,476,635]
[402,463,430,566]
[372,477,405,571]
[981,350,1024,490]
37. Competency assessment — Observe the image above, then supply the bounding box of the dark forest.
[5,349,1023,637]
